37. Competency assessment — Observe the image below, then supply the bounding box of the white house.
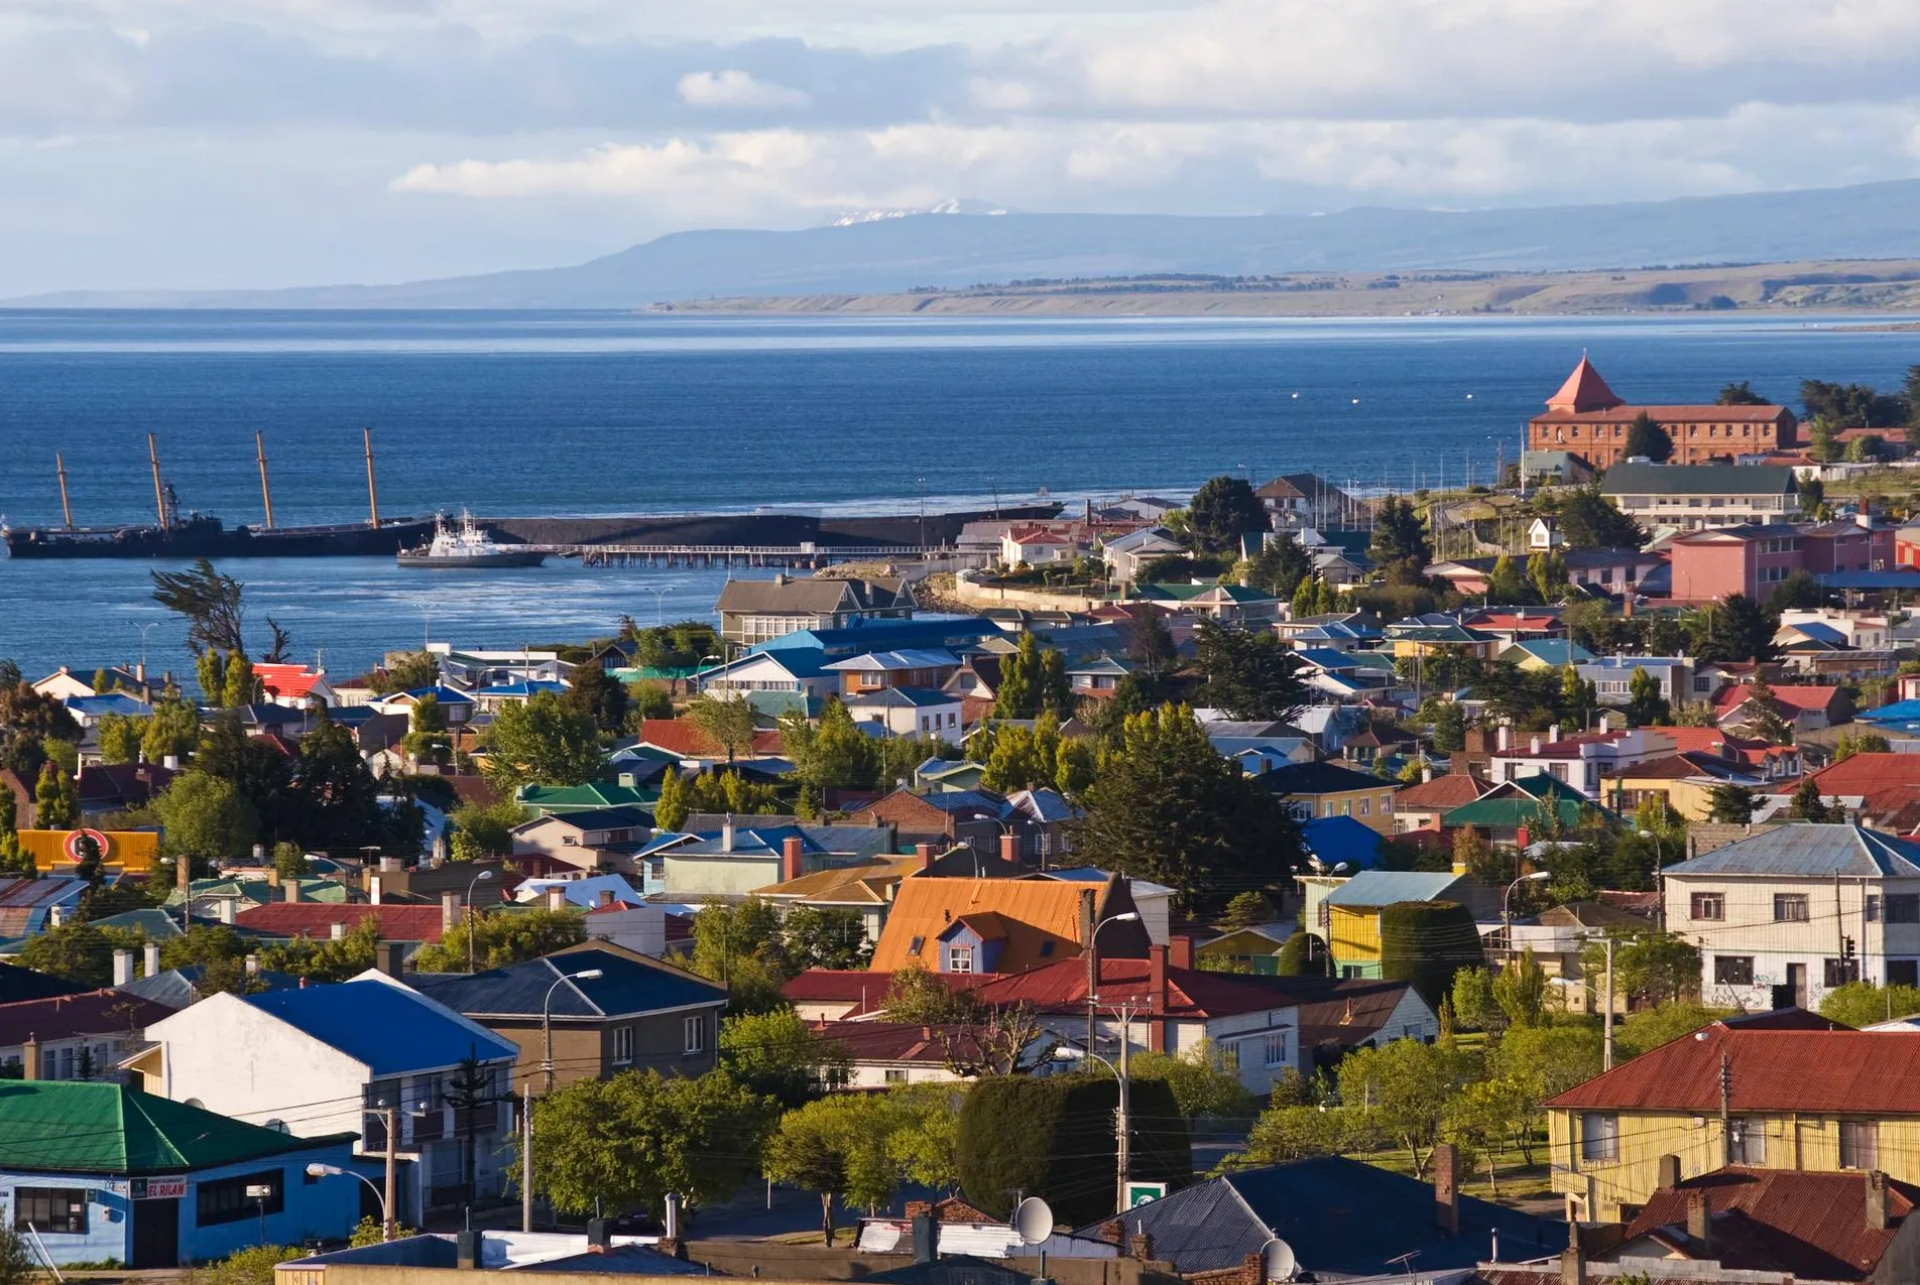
[1102,527,1184,585]
[1000,525,1084,567]
[130,977,520,1227]
[844,686,964,737]
[1528,518,1562,550]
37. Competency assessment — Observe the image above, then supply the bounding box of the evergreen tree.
[1526,550,1567,603]
[1245,536,1312,598]
[1706,783,1756,823]
[565,663,629,733]
[34,761,77,830]
[1185,475,1269,553]
[1717,381,1768,406]
[1623,412,1672,462]
[1625,666,1670,726]
[992,634,1073,720]
[1557,487,1645,550]
[1788,777,1835,822]
[1486,554,1527,604]
[289,712,384,849]
[1314,575,1337,615]
[1431,702,1466,754]
[1195,620,1306,721]
[654,769,690,832]
[1808,415,1839,463]
[1369,497,1432,587]
[196,650,227,706]
[220,651,257,709]
[1289,573,1318,620]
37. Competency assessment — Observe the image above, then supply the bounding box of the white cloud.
[677,69,811,110]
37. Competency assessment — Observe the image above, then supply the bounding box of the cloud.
[678,69,811,109]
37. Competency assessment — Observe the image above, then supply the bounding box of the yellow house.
[1260,762,1399,835]
[1547,1019,1920,1222]
[16,828,160,875]
[1318,869,1498,980]
[1601,755,1761,823]
[1194,925,1292,974]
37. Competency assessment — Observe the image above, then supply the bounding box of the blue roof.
[1300,816,1384,870]
[1818,570,1920,590]
[1291,648,1358,671]
[64,693,149,717]
[759,619,997,656]
[1862,699,1920,725]
[1662,824,1920,877]
[1321,870,1463,908]
[822,648,961,672]
[719,646,834,679]
[479,680,569,697]
[1784,621,1849,645]
[401,686,474,705]
[670,824,894,858]
[913,790,1008,816]
[244,979,517,1075]
[847,686,955,708]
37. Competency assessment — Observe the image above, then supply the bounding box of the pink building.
[1668,524,1805,601]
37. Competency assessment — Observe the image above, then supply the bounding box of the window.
[1840,1120,1880,1170]
[197,1171,284,1227]
[1889,960,1920,986]
[1888,895,1920,923]
[683,1015,706,1055]
[611,1026,634,1066]
[1826,958,1858,988]
[1580,1113,1619,1163]
[884,1069,908,1085]
[1262,1032,1288,1068]
[948,946,975,974]
[13,1188,87,1235]
[1359,797,1371,817]
[908,935,925,956]
[1691,893,1725,922]
[1714,955,1755,986]
[1774,894,1810,922]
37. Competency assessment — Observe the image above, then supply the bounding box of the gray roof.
[1599,462,1797,497]
[408,947,727,1020]
[716,575,908,615]
[1663,824,1920,877]
[1322,870,1464,908]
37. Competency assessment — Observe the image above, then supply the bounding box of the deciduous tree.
[720,1008,849,1107]
[1335,1039,1473,1177]
[684,694,759,765]
[483,691,604,787]
[1625,667,1670,727]
[34,761,78,830]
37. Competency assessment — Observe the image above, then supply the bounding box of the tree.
[1799,475,1827,518]
[690,897,791,1011]
[1706,783,1757,824]
[139,698,203,766]
[448,797,528,861]
[628,684,674,724]
[1834,731,1893,762]
[95,713,145,765]
[1788,776,1835,822]
[721,1008,849,1108]
[1245,535,1312,598]
[1625,667,1670,727]
[1526,550,1567,604]
[18,922,114,985]
[1615,1003,1732,1058]
[34,761,77,830]
[288,713,384,850]
[1219,891,1274,932]
[1441,1077,1524,1194]
[565,663,630,733]
[1369,496,1432,586]
[221,652,258,709]
[194,712,292,840]
[633,620,723,673]
[526,1068,777,1219]
[1623,412,1672,462]
[1449,967,1502,1033]
[1070,705,1299,914]
[1689,594,1778,665]
[1273,931,1329,977]
[993,634,1073,720]
[370,651,440,697]
[1096,1040,1248,1120]
[1490,948,1548,1028]
[684,694,759,765]
[1485,553,1527,605]
[763,1093,906,1243]
[1236,1104,1361,1166]
[783,906,873,971]
[1766,570,1826,613]
[1592,930,1702,1008]
[1336,1039,1472,1177]
[186,1244,302,1285]
[483,691,604,787]
[880,963,984,1024]
[653,769,690,832]
[1820,980,1920,1028]
[1431,702,1467,753]
[1718,381,1769,406]
[401,695,453,767]
[1194,620,1307,721]
[412,907,585,972]
[271,840,311,880]
[1809,415,1840,463]
[1185,475,1269,554]
[1289,573,1319,620]
[1845,433,1885,463]
[781,697,880,794]
[150,558,245,654]
[1729,677,1792,746]
[1557,487,1645,550]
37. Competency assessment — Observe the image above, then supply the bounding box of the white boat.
[397,512,546,569]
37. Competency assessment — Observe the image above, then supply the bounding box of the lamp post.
[307,1163,392,1241]
[465,868,495,973]
[1086,911,1140,1059]
[526,967,603,1233]
[1052,1038,1133,1215]
[1500,870,1553,953]
[541,968,605,1094]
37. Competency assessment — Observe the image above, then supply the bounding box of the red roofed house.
[632,718,784,764]
[1391,769,1489,832]
[1768,753,1920,833]
[1715,682,1852,737]
[783,969,977,1022]
[0,988,178,1081]
[1000,524,1086,567]
[234,901,450,945]
[808,1018,1056,1088]
[252,663,336,709]
[1528,357,1797,470]
[1547,1019,1920,1221]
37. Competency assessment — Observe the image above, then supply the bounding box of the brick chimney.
[1868,1170,1889,1232]
[1686,1190,1712,1252]
[915,842,935,873]
[282,879,302,903]
[378,940,407,980]
[442,891,461,935]
[1431,1141,1459,1234]
[1168,935,1192,970]
[1000,831,1020,864]
[265,866,281,889]
[1148,943,1167,1015]
[21,1037,37,1080]
[782,835,805,883]
[1128,1230,1154,1261]
[597,889,615,907]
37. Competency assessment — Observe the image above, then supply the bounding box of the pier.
[535,543,941,569]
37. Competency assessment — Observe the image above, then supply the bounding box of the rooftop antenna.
[256,432,276,530]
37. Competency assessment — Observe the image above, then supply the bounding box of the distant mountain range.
[15,179,1920,309]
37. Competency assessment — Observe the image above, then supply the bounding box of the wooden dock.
[530,543,941,569]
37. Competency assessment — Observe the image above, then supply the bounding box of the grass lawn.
[1353,1131,1554,1205]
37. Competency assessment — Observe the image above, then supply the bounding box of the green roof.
[164,878,354,908]
[519,782,653,813]
[0,1081,354,1175]
[1599,462,1796,497]
[1442,798,1598,829]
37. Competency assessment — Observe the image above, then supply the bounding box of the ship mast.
[363,426,380,530]
[256,432,276,530]
[54,453,73,529]
[146,433,168,530]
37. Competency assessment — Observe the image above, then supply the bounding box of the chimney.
[369,874,383,905]
[161,754,180,771]
[284,880,303,903]
[1868,1170,1889,1232]
[455,1230,481,1270]
[911,1213,937,1265]
[1000,831,1020,865]
[1559,1245,1585,1285]
[915,842,935,872]
[1549,723,1561,743]
[143,941,160,978]
[782,835,805,884]
[21,1037,37,1080]
[378,940,406,980]
[586,1218,611,1254]
[597,889,615,907]
[1496,725,1510,751]
[265,866,281,889]
[1686,1190,1712,1252]
[177,849,192,894]
[1149,943,1167,1015]
[1129,1231,1155,1261]
[1421,765,1433,783]
[330,922,347,941]
[212,898,235,925]
[546,886,568,912]
[1169,935,1193,970]
[1431,1141,1460,1234]
[722,813,735,853]
[1530,735,1542,755]
[48,905,63,929]
[1656,1154,1681,1191]
[112,950,132,988]
[245,953,260,976]
[381,856,403,873]
[442,891,461,935]
[1597,712,1611,734]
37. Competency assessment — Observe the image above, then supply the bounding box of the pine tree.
[35,761,78,830]
[1290,573,1318,620]
[221,651,256,709]
[1314,575,1337,615]
[654,769,690,832]
[1486,554,1526,604]
[196,651,227,706]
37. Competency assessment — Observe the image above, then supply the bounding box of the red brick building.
[1528,357,1797,469]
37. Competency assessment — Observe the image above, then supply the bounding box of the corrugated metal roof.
[1625,1167,1914,1278]
[869,877,1107,973]
[1662,824,1920,877]
[1321,870,1461,907]
[410,947,726,1021]
[245,979,518,1074]
[1548,1025,1920,1113]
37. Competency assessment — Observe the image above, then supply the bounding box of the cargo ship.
[2,429,432,560]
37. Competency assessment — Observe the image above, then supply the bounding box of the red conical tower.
[1545,355,1624,413]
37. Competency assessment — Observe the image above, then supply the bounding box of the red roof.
[235,903,447,943]
[811,1019,995,1065]
[1005,525,1074,546]
[1544,356,1625,414]
[1714,684,1846,715]
[782,968,986,1017]
[0,988,177,1046]
[967,956,1288,1019]
[1547,1024,1920,1114]
[1496,730,1631,760]
[1802,752,1920,794]
[1393,773,1488,810]
[254,664,327,699]
[1626,1167,1915,1280]
[634,719,784,759]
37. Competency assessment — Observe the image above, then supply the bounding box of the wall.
[292,1249,1183,1285]
[480,1009,719,1095]
[659,852,783,897]
[1327,906,1381,976]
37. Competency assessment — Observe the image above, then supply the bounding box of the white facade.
[844,693,964,737]
[585,904,668,957]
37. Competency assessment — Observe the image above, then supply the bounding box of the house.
[1778,609,1893,651]
[1488,725,1681,799]
[32,667,108,701]
[405,945,726,1093]
[716,574,915,647]
[1382,621,1501,660]
[1253,761,1397,834]
[281,1231,706,1277]
[1066,655,1134,698]
[234,902,451,947]
[426,645,571,689]
[1443,774,1615,846]
[1101,527,1183,584]
[808,1019,1056,1088]
[1489,900,1648,1013]
[693,647,837,707]
[1668,524,1813,600]
[1602,464,1798,536]
[1561,546,1668,596]
[63,691,151,730]
[1576,656,1695,708]
[370,686,476,726]
[845,685,965,737]
[631,719,785,765]
[1393,770,1489,833]
[1500,639,1596,672]
[516,782,652,818]
[655,823,897,897]
[866,874,1149,975]
[1714,681,1851,737]
[1194,925,1294,973]
[512,873,646,911]
[473,680,569,714]
[1531,357,1797,470]
[253,663,336,709]
[76,762,178,817]
[1318,870,1499,979]
[1086,1153,1559,1278]
[1771,753,1920,833]
[1255,474,1352,529]
[755,855,924,945]
[0,874,92,931]
[0,1081,364,1268]
[1604,750,1779,822]
[0,989,177,1080]
[1662,824,1920,1009]
[852,787,1025,858]
[1000,524,1084,567]
[132,977,520,1224]
[1546,1018,1920,1221]
[508,807,652,876]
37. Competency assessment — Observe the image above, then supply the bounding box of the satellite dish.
[1012,1196,1055,1246]
[1259,1238,1297,1282]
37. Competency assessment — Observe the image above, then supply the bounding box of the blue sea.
[1,309,1916,681]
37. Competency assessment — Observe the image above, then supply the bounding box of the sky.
[7,0,1920,295]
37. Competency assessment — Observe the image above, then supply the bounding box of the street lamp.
[541,968,604,1094]
[306,1164,392,1240]
[1052,1038,1133,1214]
[465,868,495,973]
[1501,870,1553,948]
[1086,912,1140,1054]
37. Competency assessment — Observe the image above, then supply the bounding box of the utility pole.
[1602,936,1615,1071]
[381,1105,398,1241]
[1719,1049,1733,1168]
[1114,1005,1132,1216]
[521,1082,534,1233]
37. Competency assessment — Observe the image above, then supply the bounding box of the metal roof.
[1662,823,1920,877]
[1600,462,1797,496]
[409,947,726,1021]
[244,979,518,1075]
[1321,870,1462,907]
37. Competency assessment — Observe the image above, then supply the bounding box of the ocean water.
[1,309,1917,681]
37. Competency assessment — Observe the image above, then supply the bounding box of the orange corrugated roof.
[1544,356,1625,413]
[756,856,920,898]
[868,876,1105,973]
[1548,1025,1920,1114]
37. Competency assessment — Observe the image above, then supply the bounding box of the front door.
[131,1197,179,1269]
[1787,963,1808,1009]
